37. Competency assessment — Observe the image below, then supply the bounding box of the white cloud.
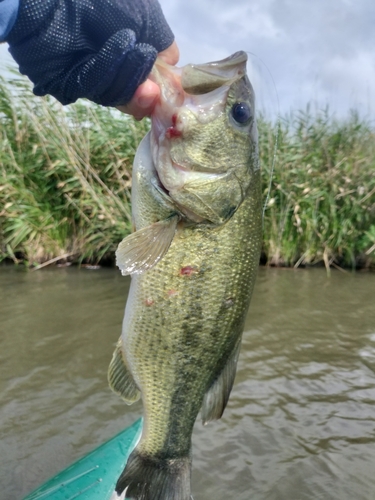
[162,0,375,118]
[320,51,375,116]
[215,5,283,41]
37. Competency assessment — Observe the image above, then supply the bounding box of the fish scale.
[129,197,260,453]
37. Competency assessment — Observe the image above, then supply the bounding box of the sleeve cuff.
[0,0,20,41]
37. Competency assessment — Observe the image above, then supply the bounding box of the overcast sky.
[1,0,374,119]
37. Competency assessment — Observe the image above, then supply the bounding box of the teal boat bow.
[23,419,142,500]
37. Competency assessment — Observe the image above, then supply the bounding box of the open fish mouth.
[150,84,231,155]
[151,50,248,97]
[148,50,253,224]
[180,51,248,94]
[149,51,249,186]
[150,87,235,195]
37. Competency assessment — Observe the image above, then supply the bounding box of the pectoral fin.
[201,339,242,424]
[108,338,140,404]
[116,215,178,275]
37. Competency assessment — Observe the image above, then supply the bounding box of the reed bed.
[1,77,374,269]
[0,76,148,265]
[260,110,375,270]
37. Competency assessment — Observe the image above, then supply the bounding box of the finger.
[158,40,179,66]
[116,79,160,120]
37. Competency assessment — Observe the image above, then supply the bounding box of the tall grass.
[0,76,148,265]
[259,108,375,269]
[1,78,374,269]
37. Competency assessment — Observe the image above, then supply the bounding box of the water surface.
[1,266,374,500]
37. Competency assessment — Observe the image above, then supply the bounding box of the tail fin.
[116,448,191,500]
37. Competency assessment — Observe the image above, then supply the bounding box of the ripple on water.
[1,266,375,500]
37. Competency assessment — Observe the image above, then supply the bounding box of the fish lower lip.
[172,161,190,172]
[171,161,226,175]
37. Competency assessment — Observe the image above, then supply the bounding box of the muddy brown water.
[1,265,374,500]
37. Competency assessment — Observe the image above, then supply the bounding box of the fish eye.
[231,102,252,125]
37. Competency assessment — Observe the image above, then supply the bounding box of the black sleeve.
[6,0,174,106]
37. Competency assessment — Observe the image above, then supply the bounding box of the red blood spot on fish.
[166,127,182,138]
[166,113,182,139]
[180,266,198,276]
[145,298,154,306]
[223,297,235,308]
[167,289,178,297]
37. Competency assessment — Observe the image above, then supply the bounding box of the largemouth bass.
[109,51,262,500]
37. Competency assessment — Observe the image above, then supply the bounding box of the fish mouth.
[151,51,248,136]
[150,52,249,184]
[149,51,250,222]
[180,51,248,95]
[153,50,247,95]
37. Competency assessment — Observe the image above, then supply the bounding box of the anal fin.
[116,215,178,276]
[108,338,140,404]
[201,339,241,424]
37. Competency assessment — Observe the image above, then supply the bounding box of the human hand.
[6,0,175,108]
[116,41,180,120]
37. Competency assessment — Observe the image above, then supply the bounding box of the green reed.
[0,76,148,265]
[260,108,375,270]
[1,78,374,269]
